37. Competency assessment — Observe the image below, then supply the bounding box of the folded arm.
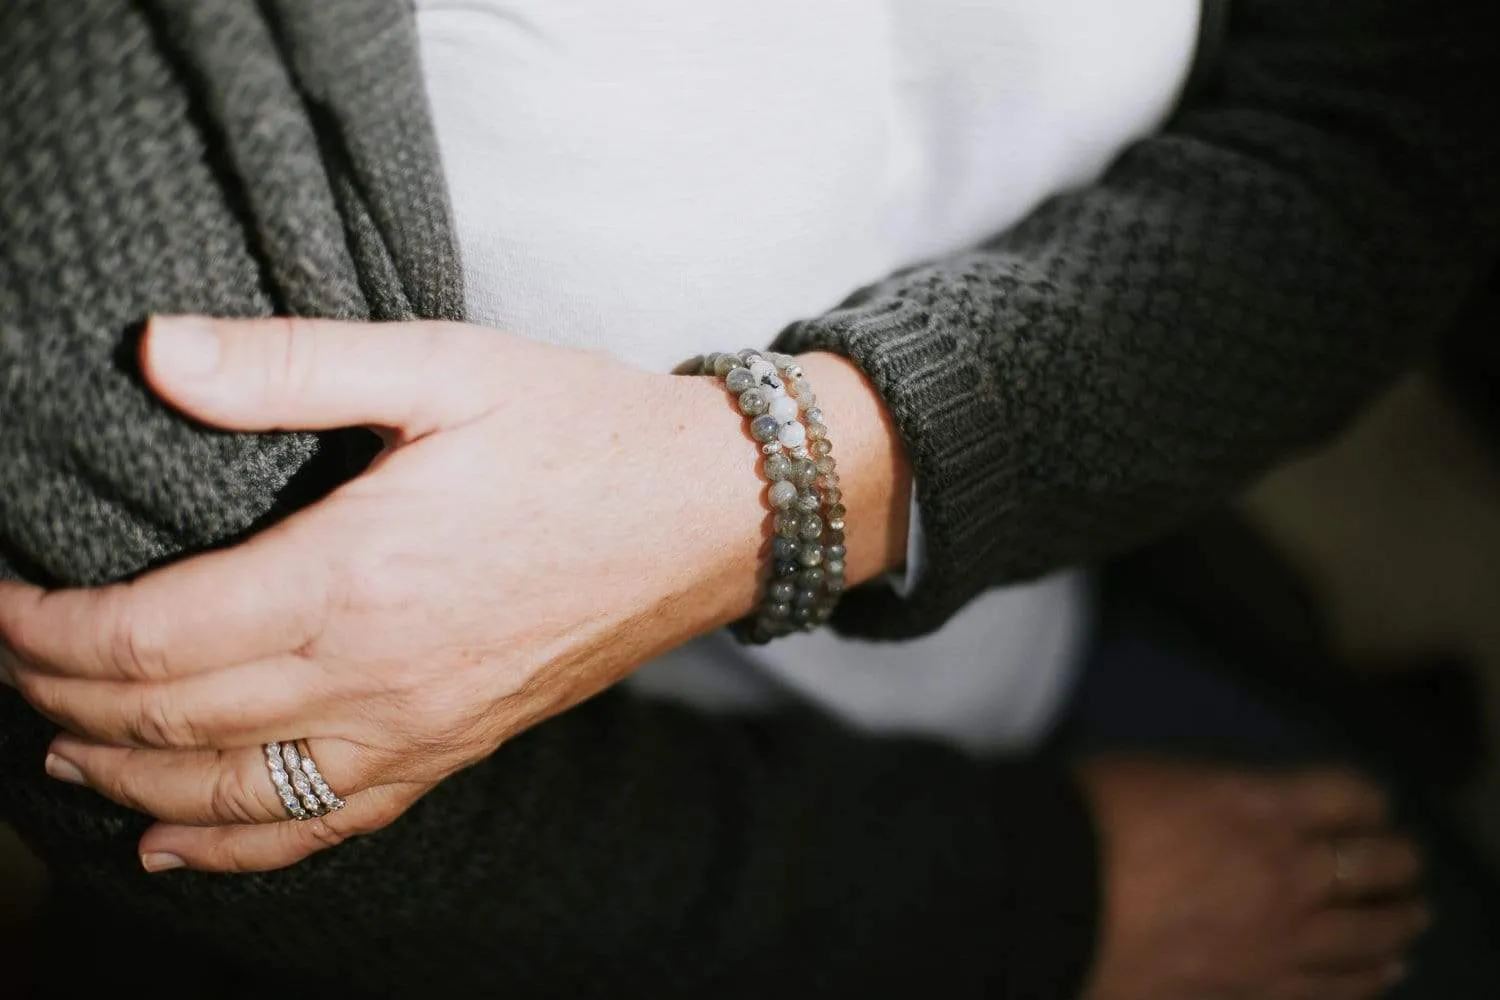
[781,0,1500,637]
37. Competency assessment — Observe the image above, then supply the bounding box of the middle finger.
[17,656,336,749]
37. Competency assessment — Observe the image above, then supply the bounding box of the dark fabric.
[778,0,1500,638]
[0,2,1100,995]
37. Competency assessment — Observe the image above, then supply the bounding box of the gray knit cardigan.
[1,1,1496,997]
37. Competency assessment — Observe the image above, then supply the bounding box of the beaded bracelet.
[678,349,847,643]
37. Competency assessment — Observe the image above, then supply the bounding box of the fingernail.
[141,852,186,873]
[150,317,221,379]
[44,753,86,785]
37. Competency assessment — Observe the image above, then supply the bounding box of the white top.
[413,0,1199,754]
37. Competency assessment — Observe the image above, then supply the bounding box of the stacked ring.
[264,740,346,821]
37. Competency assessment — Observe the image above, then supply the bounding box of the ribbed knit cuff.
[775,288,1018,640]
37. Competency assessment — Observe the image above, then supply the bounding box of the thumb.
[141,315,488,434]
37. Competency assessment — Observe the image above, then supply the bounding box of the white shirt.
[413,0,1199,754]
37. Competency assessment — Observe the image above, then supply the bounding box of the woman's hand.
[0,315,909,873]
[1080,760,1427,1000]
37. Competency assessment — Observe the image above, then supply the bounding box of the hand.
[1078,759,1428,1000]
[0,316,909,873]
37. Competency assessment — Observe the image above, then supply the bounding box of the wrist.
[793,352,911,587]
[645,351,912,640]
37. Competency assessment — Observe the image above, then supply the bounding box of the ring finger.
[44,733,374,826]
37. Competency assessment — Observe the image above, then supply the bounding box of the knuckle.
[12,669,55,711]
[301,815,350,851]
[219,835,269,874]
[210,759,271,825]
[261,316,321,410]
[2,603,47,665]
[128,689,196,748]
[104,763,153,815]
[103,595,169,681]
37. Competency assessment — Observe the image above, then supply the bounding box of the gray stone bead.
[791,376,813,398]
[769,480,799,508]
[772,536,800,561]
[806,421,827,441]
[738,383,774,413]
[825,558,846,577]
[826,527,846,544]
[775,511,802,538]
[816,471,839,489]
[792,606,816,626]
[712,353,745,377]
[823,486,842,505]
[825,575,846,595]
[815,456,836,474]
[769,580,796,603]
[827,544,846,561]
[751,414,781,443]
[826,503,848,520]
[794,588,819,609]
[811,439,832,458]
[796,489,821,513]
[790,458,818,488]
[764,452,793,481]
[805,407,825,426]
[797,544,824,567]
[827,517,846,533]
[798,566,825,589]
[764,601,792,621]
[738,388,770,416]
[725,366,757,394]
[798,514,823,540]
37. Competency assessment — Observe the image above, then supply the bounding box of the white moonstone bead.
[769,394,799,424]
[748,359,777,381]
[778,421,807,448]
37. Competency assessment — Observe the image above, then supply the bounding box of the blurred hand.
[1079,760,1427,1000]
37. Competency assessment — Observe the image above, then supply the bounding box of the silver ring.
[263,741,345,821]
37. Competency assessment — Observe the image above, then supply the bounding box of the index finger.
[0,522,330,681]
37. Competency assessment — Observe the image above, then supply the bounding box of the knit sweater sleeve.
[777,1,1500,638]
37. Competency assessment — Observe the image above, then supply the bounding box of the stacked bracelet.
[678,349,848,643]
